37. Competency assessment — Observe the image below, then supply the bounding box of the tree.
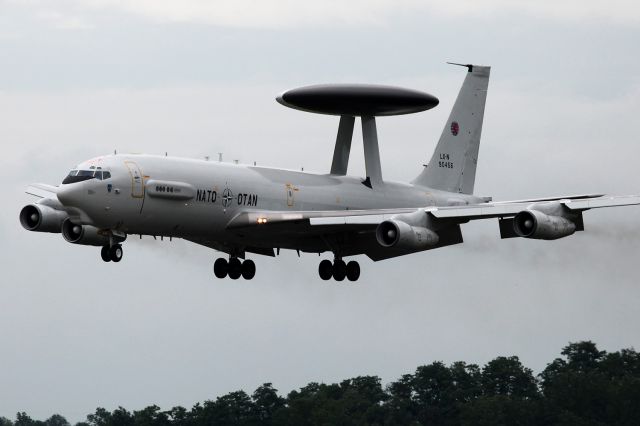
[86,407,133,426]
[43,415,69,426]
[481,356,538,399]
[14,413,43,426]
[6,341,640,426]
[132,405,170,426]
[165,406,190,426]
[561,341,604,372]
[199,390,255,426]
[540,342,640,425]
[385,374,417,425]
[251,383,285,425]
[411,361,456,425]
[459,395,541,426]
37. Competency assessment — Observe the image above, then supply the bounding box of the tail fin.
[412,64,490,194]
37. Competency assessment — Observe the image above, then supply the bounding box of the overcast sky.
[2,0,640,422]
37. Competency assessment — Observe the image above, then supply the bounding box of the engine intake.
[61,219,110,246]
[376,219,439,250]
[513,210,576,240]
[19,204,67,233]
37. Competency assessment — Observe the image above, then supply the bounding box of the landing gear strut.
[213,257,256,280]
[101,244,123,262]
[318,258,360,281]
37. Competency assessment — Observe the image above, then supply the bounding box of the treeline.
[3,341,640,426]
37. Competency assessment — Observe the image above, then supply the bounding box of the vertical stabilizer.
[412,64,490,194]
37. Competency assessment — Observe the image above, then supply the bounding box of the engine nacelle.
[513,210,576,240]
[376,219,440,250]
[61,218,110,246]
[19,204,68,233]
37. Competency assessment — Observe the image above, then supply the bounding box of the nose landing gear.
[318,258,360,282]
[213,257,256,280]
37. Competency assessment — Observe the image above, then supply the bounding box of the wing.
[225,194,640,260]
[228,194,640,229]
[26,183,60,198]
[430,194,640,220]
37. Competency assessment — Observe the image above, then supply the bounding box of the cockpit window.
[62,169,111,184]
[94,171,111,180]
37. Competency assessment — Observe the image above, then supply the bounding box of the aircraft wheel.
[109,244,123,262]
[241,259,256,280]
[319,259,333,280]
[332,259,346,281]
[213,258,228,279]
[101,246,111,262]
[346,261,360,282]
[228,258,242,280]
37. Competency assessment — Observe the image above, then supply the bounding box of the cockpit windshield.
[62,168,111,184]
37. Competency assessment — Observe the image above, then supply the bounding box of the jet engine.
[376,219,439,250]
[513,209,576,240]
[61,218,110,246]
[19,204,68,233]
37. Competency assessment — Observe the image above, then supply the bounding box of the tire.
[241,259,256,280]
[101,246,111,262]
[213,258,228,278]
[346,261,360,281]
[109,244,123,262]
[332,259,346,281]
[228,258,242,280]
[318,259,333,280]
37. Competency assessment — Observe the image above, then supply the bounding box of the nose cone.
[57,183,85,207]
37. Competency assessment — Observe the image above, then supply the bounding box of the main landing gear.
[213,257,256,280]
[101,244,123,263]
[318,258,360,282]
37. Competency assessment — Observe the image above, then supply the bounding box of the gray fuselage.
[56,154,484,252]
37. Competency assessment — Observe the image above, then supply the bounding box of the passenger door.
[124,161,145,198]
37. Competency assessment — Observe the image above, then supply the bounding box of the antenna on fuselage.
[218,153,223,162]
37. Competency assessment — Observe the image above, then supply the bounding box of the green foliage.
[482,356,538,399]
[540,341,640,425]
[5,341,640,426]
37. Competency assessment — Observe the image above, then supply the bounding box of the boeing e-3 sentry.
[19,64,640,281]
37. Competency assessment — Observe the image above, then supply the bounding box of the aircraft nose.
[56,183,85,207]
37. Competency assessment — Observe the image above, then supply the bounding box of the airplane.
[19,63,640,281]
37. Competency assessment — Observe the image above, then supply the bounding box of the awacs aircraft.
[19,64,640,281]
